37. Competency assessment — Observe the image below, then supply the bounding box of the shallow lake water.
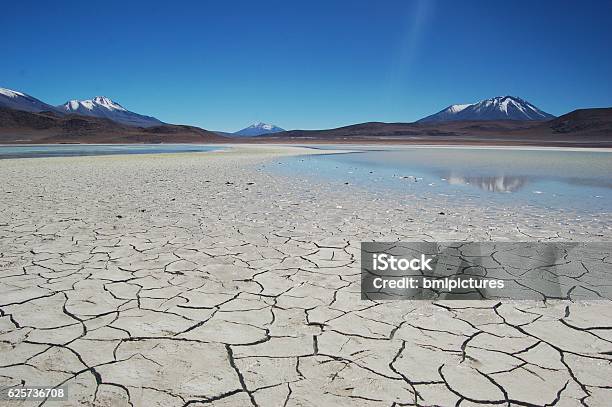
[0,144,222,159]
[275,146,612,214]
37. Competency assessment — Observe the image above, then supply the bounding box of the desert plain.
[1,145,611,406]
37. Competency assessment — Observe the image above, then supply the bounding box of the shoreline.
[1,142,612,156]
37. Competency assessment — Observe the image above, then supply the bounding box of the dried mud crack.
[0,146,611,406]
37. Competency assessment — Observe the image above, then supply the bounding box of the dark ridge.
[0,107,228,144]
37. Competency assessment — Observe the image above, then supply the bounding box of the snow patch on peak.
[64,97,127,112]
[92,96,126,111]
[250,122,274,130]
[0,87,26,98]
[447,104,470,113]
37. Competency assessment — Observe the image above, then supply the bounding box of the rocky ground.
[0,146,611,406]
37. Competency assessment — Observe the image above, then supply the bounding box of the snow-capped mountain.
[418,96,555,123]
[1,88,164,127]
[234,122,285,137]
[58,96,162,127]
[0,87,60,113]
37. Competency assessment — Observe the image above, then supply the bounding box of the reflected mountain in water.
[446,174,529,192]
[275,148,612,213]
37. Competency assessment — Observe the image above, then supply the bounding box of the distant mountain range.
[0,87,224,143]
[0,87,556,133]
[255,108,612,147]
[418,96,555,122]
[1,86,610,146]
[234,122,285,136]
[0,87,162,127]
[58,96,162,127]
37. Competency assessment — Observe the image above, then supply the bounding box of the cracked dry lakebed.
[0,145,611,406]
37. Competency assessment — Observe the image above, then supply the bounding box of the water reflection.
[274,148,612,213]
[0,144,222,159]
[446,174,529,193]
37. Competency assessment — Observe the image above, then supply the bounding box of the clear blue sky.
[2,0,611,131]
